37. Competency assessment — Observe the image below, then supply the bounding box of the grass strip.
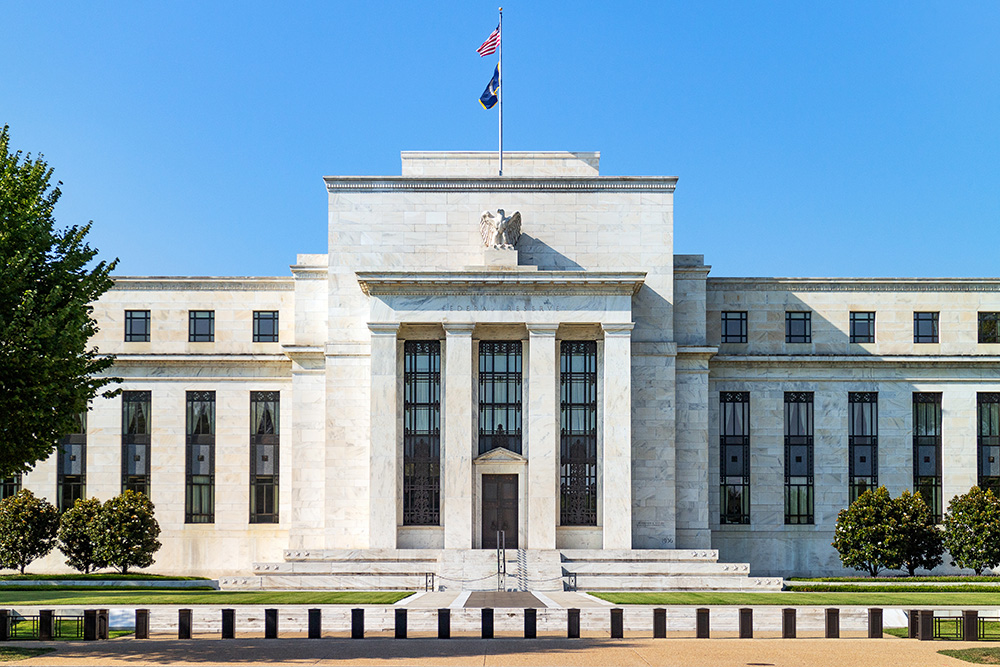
[788,585,1000,593]
[590,591,1000,606]
[790,576,1000,583]
[0,590,414,606]
[0,586,217,592]
[940,648,1000,663]
[0,574,209,581]
[0,648,55,663]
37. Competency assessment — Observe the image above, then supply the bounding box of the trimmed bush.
[943,486,1000,575]
[896,490,944,576]
[832,486,905,577]
[0,490,60,574]
[92,490,161,575]
[57,497,107,574]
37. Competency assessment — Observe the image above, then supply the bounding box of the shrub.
[0,490,60,574]
[92,490,161,575]
[832,486,905,576]
[896,490,944,576]
[943,486,1000,575]
[57,497,107,574]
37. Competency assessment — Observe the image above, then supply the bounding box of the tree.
[943,486,1000,575]
[896,490,944,576]
[0,490,60,574]
[0,124,118,477]
[93,491,161,575]
[832,486,905,577]
[57,497,108,574]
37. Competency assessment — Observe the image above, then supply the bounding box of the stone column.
[526,324,559,550]
[602,323,634,549]
[443,323,475,549]
[368,323,400,549]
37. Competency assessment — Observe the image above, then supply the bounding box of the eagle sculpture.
[479,209,522,249]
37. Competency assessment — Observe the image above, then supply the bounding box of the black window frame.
[979,313,1000,344]
[478,340,523,455]
[57,412,87,512]
[403,340,441,526]
[719,391,750,524]
[849,312,875,344]
[785,311,812,344]
[848,392,878,503]
[250,391,280,523]
[0,474,22,501]
[124,310,151,342]
[978,393,1000,495]
[185,391,216,523]
[913,312,939,344]
[253,311,279,343]
[721,311,748,344]
[121,391,152,495]
[913,392,942,522]
[784,392,814,525]
[560,340,598,526]
[188,310,215,342]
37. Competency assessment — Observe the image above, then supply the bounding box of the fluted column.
[526,324,559,550]
[368,322,399,549]
[602,322,634,549]
[443,323,475,549]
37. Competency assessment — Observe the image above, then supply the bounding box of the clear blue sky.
[3,2,998,278]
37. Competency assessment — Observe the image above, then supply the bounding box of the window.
[785,312,812,343]
[124,310,151,342]
[721,312,748,344]
[403,341,441,526]
[979,313,1000,344]
[0,475,21,501]
[784,392,814,524]
[850,312,875,344]
[57,412,87,512]
[560,341,598,526]
[185,391,215,523]
[849,392,878,503]
[253,311,279,343]
[913,312,939,343]
[720,392,750,524]
[978,393,1000,495]
[478,341,522,455]
[188,310,215,342]
[121,391,151,495]
[250,391,279,523]
[913,392,942,522]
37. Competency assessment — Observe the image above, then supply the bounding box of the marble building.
[8,151,1000,582]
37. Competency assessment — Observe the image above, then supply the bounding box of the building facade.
[8,151,1000,579]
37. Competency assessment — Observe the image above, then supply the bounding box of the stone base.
[483,247,518,268]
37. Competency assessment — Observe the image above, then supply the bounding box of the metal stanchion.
[39,610,54,641]
[395,608,407,639]
[907,609,919,639]
[178,609,192,640]
[964,610,979,642]
[868,608,883,639]
[782,608,796,639]
[524,608,537,639]
[221,609,235,639]
[264,609,278,639]
[308,609,321,639]
[653,608,666,639]
[97,610,109,640]
[739,608,752,639]
[567,608,581,639]
[351,608,364,639]
[134,609,149,640]
[611,608,624,639]
[917,610,933,641]
[696,608,710,639]
[438,608,450,639]
[482,608,494,639]
[825,608,839,639]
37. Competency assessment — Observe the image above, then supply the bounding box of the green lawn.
[790,576,1000,583]
[0,648,55,663]
[0,590,414,606]
[787,585,1000,593]
[940,649,1000,664]
[0,573,209,581]
[589,591,1000,606]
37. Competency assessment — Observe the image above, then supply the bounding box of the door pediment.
[474,447,527,465]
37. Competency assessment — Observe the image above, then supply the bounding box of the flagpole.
[498,7,503,177]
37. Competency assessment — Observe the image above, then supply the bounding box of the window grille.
[560,341,598,526]
[403,341,441,525]
[784,392,814,524]
[848,392,878,502]
[57,412,87,512]
[913,392,942,521]
[250,391,280,523]
[121,391,151,495]
[478,341,523,455]
[720,392,750,524]
[978,393,1000,495]
[185,391,215,523]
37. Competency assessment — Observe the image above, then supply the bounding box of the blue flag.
[480,64,500,110]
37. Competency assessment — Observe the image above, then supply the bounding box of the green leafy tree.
[0,124,118,477]
[832,486,905,577]
[93,491,161,575]
[0,489,60,574]
[57,497,108,574]
[942,486,1000,575]
[896,490,944,576]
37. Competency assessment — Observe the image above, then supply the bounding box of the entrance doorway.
[482,474,518,549]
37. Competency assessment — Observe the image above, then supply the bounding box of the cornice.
[356,270,646,297]
[110,354,291,366]
[325,176,677,193]
[708,277,1000,293]
[712,354,1000,367]
[111,277,293,292]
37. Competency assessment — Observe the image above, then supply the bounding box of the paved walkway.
[400,591,614,609]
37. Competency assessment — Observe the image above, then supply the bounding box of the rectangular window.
[253,311,279,343]
[979,313,1000,344]
[124,310,151,342]
[720,392,750,524]
[188,310,215,342]
[914,312,939,343]
[57,412,87,512]
[849,392,878,503]
[478,341,523,455]
[121,391,152,495]
[0,475,21,501]
[560,340,598,526]
[250,391,280,523]
[403,341,441,526]
[850,312,875,344]
[978,393,1000,495]
[721,311,748,344]
[185,391,215,523]
[784,392,814,524]
[913,392,942,522]
[785,312,812,343]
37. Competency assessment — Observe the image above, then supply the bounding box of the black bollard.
[83,610,98,641]
[0,610,9,642]
[264,608,278,639]
[395,608,407,639]
[825,608,839,639]
[907,609,919,639]
[739,608,753,639]
[567,608,580,639]
[524,608,537,639]
[98,610,109,640]
[221,609,235,639]
[868,608,883,639]
[696,608,710,639]
[351,608,364,639]
[964,610,979,642]
[482,608,494,639]
[135,609,149,640]
[39,610,54,641]
[611,608,624,639]
[178,609,192,640]
[782,608,796,639]
[917,610,933,641]
[308,608,321,639]
[653,608,667,639]
[438,608,450,639]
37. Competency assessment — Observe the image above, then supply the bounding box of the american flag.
[477,25,500,57]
